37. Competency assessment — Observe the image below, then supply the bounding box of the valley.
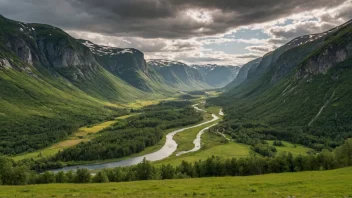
[50,102,220,172]
[0,9,352,198]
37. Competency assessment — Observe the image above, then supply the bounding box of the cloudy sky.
[1,0,351,65]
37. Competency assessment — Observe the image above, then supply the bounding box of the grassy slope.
[212,26,352,149]
[11,114,135,161]
[0,67,128,154]
[1,167,351,197]
[266,140,313,156]
[0,16,167,155]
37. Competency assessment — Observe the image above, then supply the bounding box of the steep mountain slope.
[192,64,240,88]
[0,15,150,154]
[210,20,352,150]
[224,58,261,90]
[0,15,145,102]
[148,59,212,91]
[80,40,174,93]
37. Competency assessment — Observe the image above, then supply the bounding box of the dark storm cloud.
[0,0,349,38]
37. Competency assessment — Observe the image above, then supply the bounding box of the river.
[52,103,219,172]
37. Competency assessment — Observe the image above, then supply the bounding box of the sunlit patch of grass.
[12,114,135,161]
[121,98,177,109]
[173,122,218,153]
[266,140,313,155]
[155,129,251,166]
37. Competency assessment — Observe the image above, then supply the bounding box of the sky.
[0,0,351,66]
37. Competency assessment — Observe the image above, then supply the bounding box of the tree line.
[50,101,203,162]
[1,139,351,185]
[0,104,126,156]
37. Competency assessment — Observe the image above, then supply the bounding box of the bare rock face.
[81,39,151,91]
[296,22,352,80]
[0,58,12,69]
[41,39,96,70]
[7,37,33,66]
[298,41,352,79]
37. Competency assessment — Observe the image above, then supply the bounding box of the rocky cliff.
[297,21,352,79]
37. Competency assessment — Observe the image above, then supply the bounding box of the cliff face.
[0,58,12,69]
[0,17,100,82]
[80,40,148,75]
[296,32,352,79]
[297,21,352,79]
[271,38,325,83]
[80,39,150,91]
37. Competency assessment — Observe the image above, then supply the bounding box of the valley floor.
[1,167,351,197]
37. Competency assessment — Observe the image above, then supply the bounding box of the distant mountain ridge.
[147,59,212,91]
[192,64,240,88]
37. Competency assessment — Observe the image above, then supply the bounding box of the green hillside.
[0,15,156,155]
[210,20,352,151]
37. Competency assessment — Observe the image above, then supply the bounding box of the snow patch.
[117,49,134,54]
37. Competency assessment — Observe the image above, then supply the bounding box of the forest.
[51,101,203,162]
[0,139,351,185]
[208,60,352,151]
[0,106,126,155]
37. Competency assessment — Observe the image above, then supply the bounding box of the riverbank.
[51,103,219,172]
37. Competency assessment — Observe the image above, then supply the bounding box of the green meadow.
[0,167,351,198]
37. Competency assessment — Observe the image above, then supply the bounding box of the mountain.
[80,40,175,93]
[211,19,352,151]
[191,64,240,88]
[147,59,212,91]
[224,58,261,90]
[80,41,213,92]
[0,15,153,154]
[0,15,216,155]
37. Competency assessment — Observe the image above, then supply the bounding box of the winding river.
[52,103,219,172]
[176,108,223,156]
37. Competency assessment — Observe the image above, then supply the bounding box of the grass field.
[266,140,313,156]
[12,114,135,161]
[173,122,218,153]
[121,97,177,109]
[1,167,351,197]
[156,127,252,166]
[205,106,222,116]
